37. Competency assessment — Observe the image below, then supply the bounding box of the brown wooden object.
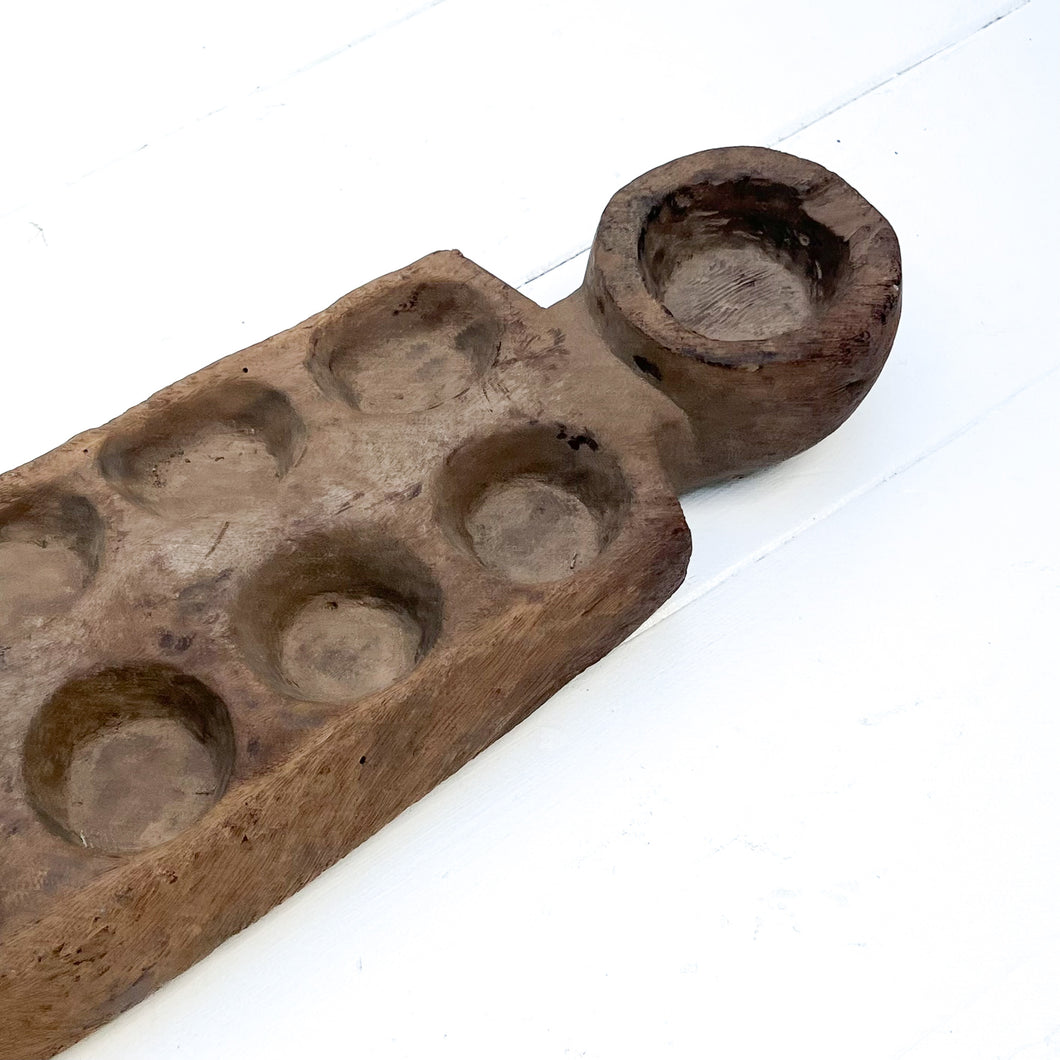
[0,147,900,1058]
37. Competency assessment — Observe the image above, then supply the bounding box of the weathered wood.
[0,147,900,1058]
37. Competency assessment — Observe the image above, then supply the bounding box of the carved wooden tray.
[0,146,900,1058]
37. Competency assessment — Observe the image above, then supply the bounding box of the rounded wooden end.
[585,146,902,487]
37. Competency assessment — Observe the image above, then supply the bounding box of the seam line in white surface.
[519,251,589,292]
[626,361,1060,644]
[0,0,450,222]
[517,0,1032,293]
[281,0,448,79]
[83,0,450,173]
[769,0,1031,147]
[518,246,593,290]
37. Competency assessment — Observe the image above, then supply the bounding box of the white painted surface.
[2,1,1058,1056]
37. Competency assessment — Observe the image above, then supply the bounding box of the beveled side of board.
[0,146,900,1058]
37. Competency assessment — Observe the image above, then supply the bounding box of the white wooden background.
[2,1,1058,1056]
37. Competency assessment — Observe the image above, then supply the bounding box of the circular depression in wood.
[0,492,104,635]
[98,381,307,517]
[22,665,235,856]
[640,180,849,341]
[235,531,442,704]
[439,424,632,584]
[307,280,503,415]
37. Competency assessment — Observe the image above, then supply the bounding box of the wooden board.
[0,146,899,1057]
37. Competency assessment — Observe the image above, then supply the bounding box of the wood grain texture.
[0,147,899,1058]
[586,147,901,487]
